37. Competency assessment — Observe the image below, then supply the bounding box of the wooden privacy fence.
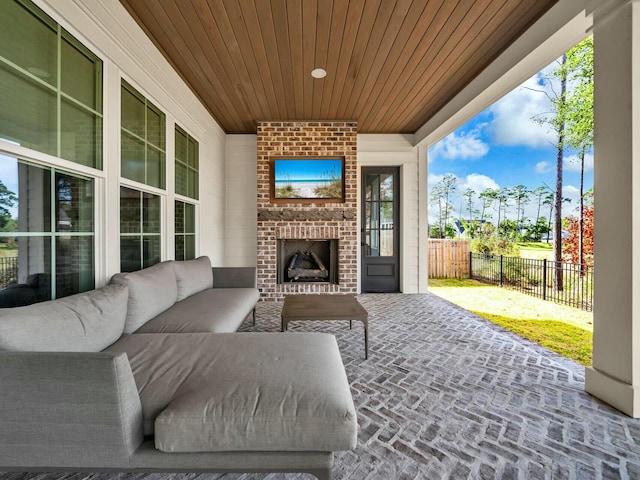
[428,239,470,278]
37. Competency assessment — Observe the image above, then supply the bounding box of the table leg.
[363,319,369,359]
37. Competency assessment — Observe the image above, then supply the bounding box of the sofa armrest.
[212,267,257,288]
[0,351,144,469]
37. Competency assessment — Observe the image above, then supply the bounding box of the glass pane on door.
[364,173,394,257]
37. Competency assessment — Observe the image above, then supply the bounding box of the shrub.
[471,235,520,256]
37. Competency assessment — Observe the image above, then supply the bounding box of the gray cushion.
[0,284,128,352]
[106,332,357,452]
[0,351,143,468]
[136,288,259,333]
[174,256,213,301]
[111,261,177,333]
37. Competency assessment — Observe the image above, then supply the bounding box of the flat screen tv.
[270,157,345,203]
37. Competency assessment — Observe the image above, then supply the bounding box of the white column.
[419,145,429,292]
[585,0,640,417]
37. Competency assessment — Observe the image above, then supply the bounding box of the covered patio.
[250,294,640,479]
[3,294,638,479]
[1,0,640,474]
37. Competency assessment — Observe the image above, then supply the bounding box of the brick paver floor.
[3,293,640,479]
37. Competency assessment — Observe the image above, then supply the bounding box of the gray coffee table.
[281,294,369,359]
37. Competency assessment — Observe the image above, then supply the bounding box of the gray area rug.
[3,293,640,479]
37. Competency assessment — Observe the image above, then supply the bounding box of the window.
[0,0,103,169]
[0,154,94,306]
[175,125,199,199]
[121,80,165,188]
[175,200,195,260]
[120,187,160,272]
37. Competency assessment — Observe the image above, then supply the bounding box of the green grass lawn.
[428,278,593,366]
[0,243,17,258]
[517,241,553,260]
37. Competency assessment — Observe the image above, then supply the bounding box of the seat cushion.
[105,332,357,452]
[135,288,259,333]
[0,284,128,352]
[110,261,177,333]
[173,256,213,301]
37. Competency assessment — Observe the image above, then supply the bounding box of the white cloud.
[427,173,445,189]
[535,161,553,174]
[429,128,489,162]
[458,173,500,194]
[564,153,594,172]
[487,65,560,148]
[562,185,582,216]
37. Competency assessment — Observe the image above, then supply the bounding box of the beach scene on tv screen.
[274,159,343,198]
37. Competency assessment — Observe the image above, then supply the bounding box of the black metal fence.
[0,256,18,289]
[470,253,594,311]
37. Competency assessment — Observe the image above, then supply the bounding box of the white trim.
[165,115,176,260]
[103,60,121,281]
[357,134,420,293]
[418,145,429,293]
[0,140,106,180]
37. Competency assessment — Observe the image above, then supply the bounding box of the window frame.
[174,124,199,200]
[174,199,197,261]
[120,79,166,189]
[0,152,96,300]
[0,0,104,169]
[118,185,164,272]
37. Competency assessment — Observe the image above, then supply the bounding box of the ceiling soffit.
[119,0,558,134]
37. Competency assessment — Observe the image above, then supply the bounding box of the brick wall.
[257,121,358,300]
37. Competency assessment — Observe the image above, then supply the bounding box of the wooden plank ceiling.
[120,0,558,134]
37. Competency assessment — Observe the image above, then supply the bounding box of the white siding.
[29,0,227,279]
[357,134,428,294]
[225,135,258,267]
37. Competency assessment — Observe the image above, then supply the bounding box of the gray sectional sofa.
[0,256,358,480]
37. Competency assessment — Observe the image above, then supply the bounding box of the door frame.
[360,166,401,293]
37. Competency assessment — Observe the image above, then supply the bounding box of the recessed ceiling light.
[311,68,327,79]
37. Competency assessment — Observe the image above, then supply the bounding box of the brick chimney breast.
[256,121,358,300]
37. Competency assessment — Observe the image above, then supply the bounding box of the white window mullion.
[166,116,176,260]
[103,61,121,282]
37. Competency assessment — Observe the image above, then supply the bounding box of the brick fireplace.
[256,121,358,300]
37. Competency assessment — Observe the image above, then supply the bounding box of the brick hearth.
[256,121,358,300]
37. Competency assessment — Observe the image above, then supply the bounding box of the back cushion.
[0,284,128,352]
[111,261,178,333]
[173,256,213,301]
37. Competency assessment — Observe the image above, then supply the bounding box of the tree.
[495,187,510,230]
[563,38,594,269]
[0,181,16,230]
[498,219,518,240]
[510,185,530,240]
[429,174,457,238]
[462,188,476,237]
[479,188,497,224]
[562,190,594,267]
[532,186,551,229]
[0,181,17,219]
[543,191,555,242]
[526,216,552,242]
[532,53,568,290]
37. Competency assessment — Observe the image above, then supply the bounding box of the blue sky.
[275,159,342,182]
[427,60,593,224]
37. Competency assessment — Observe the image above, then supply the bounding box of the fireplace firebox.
[277,239,339,284]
